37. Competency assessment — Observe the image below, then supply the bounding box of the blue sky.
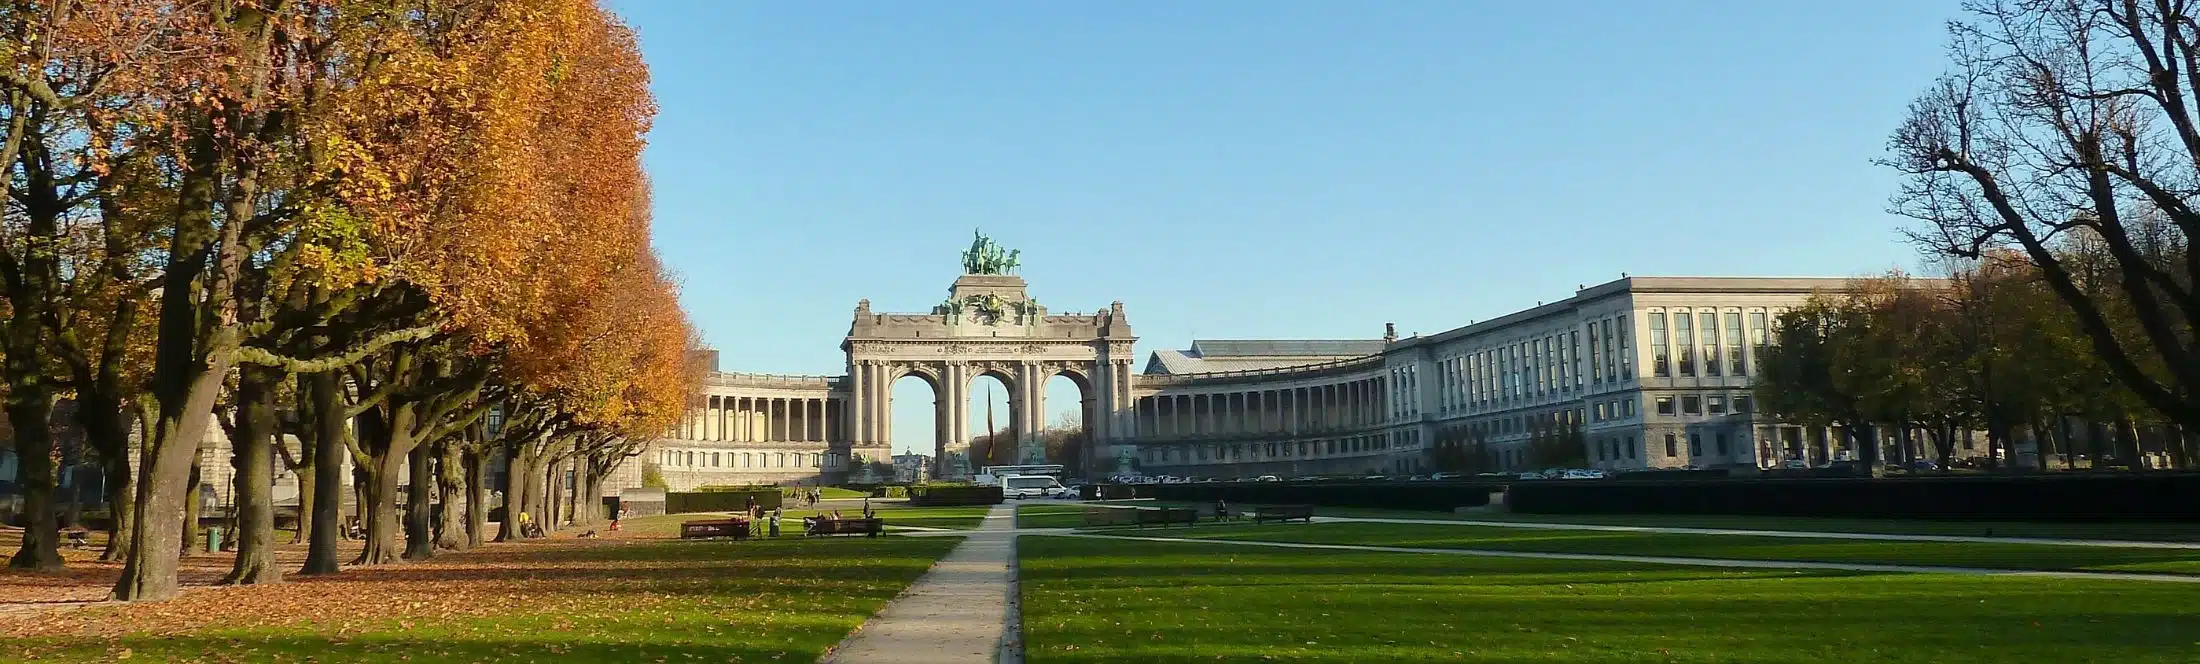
[607,1,1965,455]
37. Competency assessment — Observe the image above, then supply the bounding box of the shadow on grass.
[9,631,828,663]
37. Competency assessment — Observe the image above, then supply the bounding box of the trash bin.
[205,527,223,553]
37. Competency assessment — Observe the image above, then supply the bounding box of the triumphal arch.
[841,232,1140,478]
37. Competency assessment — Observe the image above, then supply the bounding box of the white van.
[1000,474,1070,499]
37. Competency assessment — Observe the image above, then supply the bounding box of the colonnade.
[681,395,841,443]
[1133,377,1386,440]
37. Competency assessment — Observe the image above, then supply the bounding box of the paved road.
[1310,516,2200,549]
[826,504,1024,664]
[1048,531,2200,583]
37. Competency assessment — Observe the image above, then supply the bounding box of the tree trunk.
[301,371,347,575]
[435,442,467,551]
[402,442,435,560]
[6,390,62,571]
[223,366,282,585]
[2115,417,2145,470]
[181,460,203,557]
[463,448,487,549]
[99,449,134,562]
[1849,423,1881,478]
[496,444,530,542]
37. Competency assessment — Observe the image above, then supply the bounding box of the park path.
[1052,532,2200,583]
[1309,516,2200,549]
[826,503,1022,664]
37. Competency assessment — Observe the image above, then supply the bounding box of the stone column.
[848,362,868,445]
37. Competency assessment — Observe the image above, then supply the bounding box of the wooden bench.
[64,529,90,549]
[680,517,751,540]
[805,517,883,537]
[1252,505,1316,524]
[1134,507,1199,528]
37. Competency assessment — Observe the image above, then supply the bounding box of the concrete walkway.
[826,504,1023,664]
[1053,532,2200,583]
[1310,516,2200,549]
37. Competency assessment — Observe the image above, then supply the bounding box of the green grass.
[1304,506,2200,542]
[1117,522,2200,575]
[1018,503,1093,529]
[815,486,870,499]
[1018,535,2200,663]
[4,534,960,663]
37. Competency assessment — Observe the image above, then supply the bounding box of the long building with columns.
[626,262,1980,489]
[1118,276,1986,478]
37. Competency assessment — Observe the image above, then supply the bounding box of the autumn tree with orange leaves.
[0,0,695,602]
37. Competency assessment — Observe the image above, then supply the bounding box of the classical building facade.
[1116,276,1978,478]
[639,233,1141,486]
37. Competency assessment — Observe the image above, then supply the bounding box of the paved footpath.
[1058,532,2200,583]
[826,503,1023,664]
[1311,516,2200,549]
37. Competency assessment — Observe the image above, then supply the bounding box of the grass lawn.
[1,525,958,663]
[1307,506,2200,542]
[1018,503,1091,529]
[1125,522,2200,575]
[1018,535,2200,663]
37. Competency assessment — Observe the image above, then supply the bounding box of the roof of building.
[1144,339,1387,375]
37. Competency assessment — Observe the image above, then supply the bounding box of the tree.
[1890,0,2200,436]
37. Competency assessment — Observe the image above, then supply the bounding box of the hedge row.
[908,485,1003,506]
[665,490,783,514]
[1126,481,1499,511]
[1507,473,2200,521]
[838,483,912,498]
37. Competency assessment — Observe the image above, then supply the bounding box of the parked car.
[1363,475,1389,481]
[1430,472,1464,481]
[1515,472,1546,480]
[1781,459,1809,470]
[1476,472,1510,479]
[1910,459,1939,471]
[1255,475,1281,482]
[1561,469,1606,480]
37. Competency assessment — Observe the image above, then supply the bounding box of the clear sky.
[607,1,1966,456]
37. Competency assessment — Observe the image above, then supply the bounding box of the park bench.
[680,517,751,540]
[1082,507,1139,527]
[1252,505,1315,524]
[804,517,883,537]
[1133,507,1199,528]
[64,528,90,549]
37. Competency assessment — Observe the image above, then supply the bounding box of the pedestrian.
[768,509,782,537]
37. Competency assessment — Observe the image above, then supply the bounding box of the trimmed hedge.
[1127,481,1499,511]
[665,490,782,514]
[1507,473,2200,521]
[839,483,912,498]
[908,485,1003,506]
[1080,484,1140,501]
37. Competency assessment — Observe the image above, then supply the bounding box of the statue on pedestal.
[961,230,1022,275]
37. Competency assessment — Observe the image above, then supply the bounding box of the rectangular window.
[1664,434,1679,457]
[1627,436,1637,459]
[1601,319,1617,382]
[1594,402,1608,421]
[1716,432,1730,456]
[1649,312,1671,377]
[1623,398,1637,417]
[1588,324,1602,384]
[1700,312,1721,376]
[1682,395,1702,415]
[1735,395,1753,413]
[1675,312,1695,376]
[1656,396,1675,415]
[1689,434,1704,456]
[1618,319,1633,379]
[1571,330,1584,389]
[1725,312,1746,376]
[1707,395,1725,415]
[1748,311,1769,374]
